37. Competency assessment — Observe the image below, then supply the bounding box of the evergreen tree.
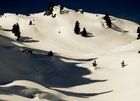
[52,14,56,18]
[48,0,55,10]
[137,27,140,39]
[103,12,112,28]
[44,0,54,16]
[48,51,53,56]
[74,21,80,34]
[93,60,97,67]
[12,23,21,41]
[45,6,53,16]
[137,33,140,39]
[29,20,32,25]
[137,27,140,33]
[12,24,16,34]
[16,13,18,16]
[60,4,64,13]
[81,27,88,37]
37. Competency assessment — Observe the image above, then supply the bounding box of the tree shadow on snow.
[41,56,108,87]
[0,34,107,88]
[87,32,94,37]
[111,23,129,34]
[0,85,65,101]
[20,36,39,43]
[0,85,113,100]
[0,100,7,101]
[0,28,12,32]
[58,56,97,62]
[52,88,113,98]
[80,32,94,38]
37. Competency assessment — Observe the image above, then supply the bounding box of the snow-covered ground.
[0,6,140,101]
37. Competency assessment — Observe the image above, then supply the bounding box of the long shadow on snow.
[52,88,113,98]
[59,56,97,62]
[0,28,12,32]
[0,85,66,101]
[20,36,39,43]
[0,85,113,99]
[0,34,107,88]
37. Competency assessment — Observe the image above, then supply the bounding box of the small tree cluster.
[44,0,55,16]
[12,23,21,41]
[137,27,140,39]
[44,7,54,16]
[74,21,88,37]
[103,13,112,28]
[48,0,55,10]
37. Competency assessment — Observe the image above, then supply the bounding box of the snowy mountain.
[0,6,140,101]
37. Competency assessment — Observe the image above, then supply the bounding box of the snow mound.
[0,80,70,101]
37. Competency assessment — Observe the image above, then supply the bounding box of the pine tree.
[47,7,53,16]
[29,20,32,25]
[12,23,21,41]
[44,0,54,16]
[48,0,55,10]
[12,24,16,34]
[137,27,140,33]
[74,21,80,34]
[137,27,140,39]
[60,4,64,14]
[81,27,88,37]
[137,33,140,40]
[48,51,53,56]
[103,13,112,28]
[93,60,97,67]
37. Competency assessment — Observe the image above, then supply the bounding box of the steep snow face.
[0,6,140,101]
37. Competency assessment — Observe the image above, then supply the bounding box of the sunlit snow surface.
[0,6,140,101]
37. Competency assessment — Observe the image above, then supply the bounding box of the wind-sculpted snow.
[0,6,140,101]
[0,80,69,101]
[0,34,97,88]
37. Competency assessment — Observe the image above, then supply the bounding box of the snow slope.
[0,6,140,101]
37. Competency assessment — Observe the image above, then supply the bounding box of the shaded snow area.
[0,6,140,101]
